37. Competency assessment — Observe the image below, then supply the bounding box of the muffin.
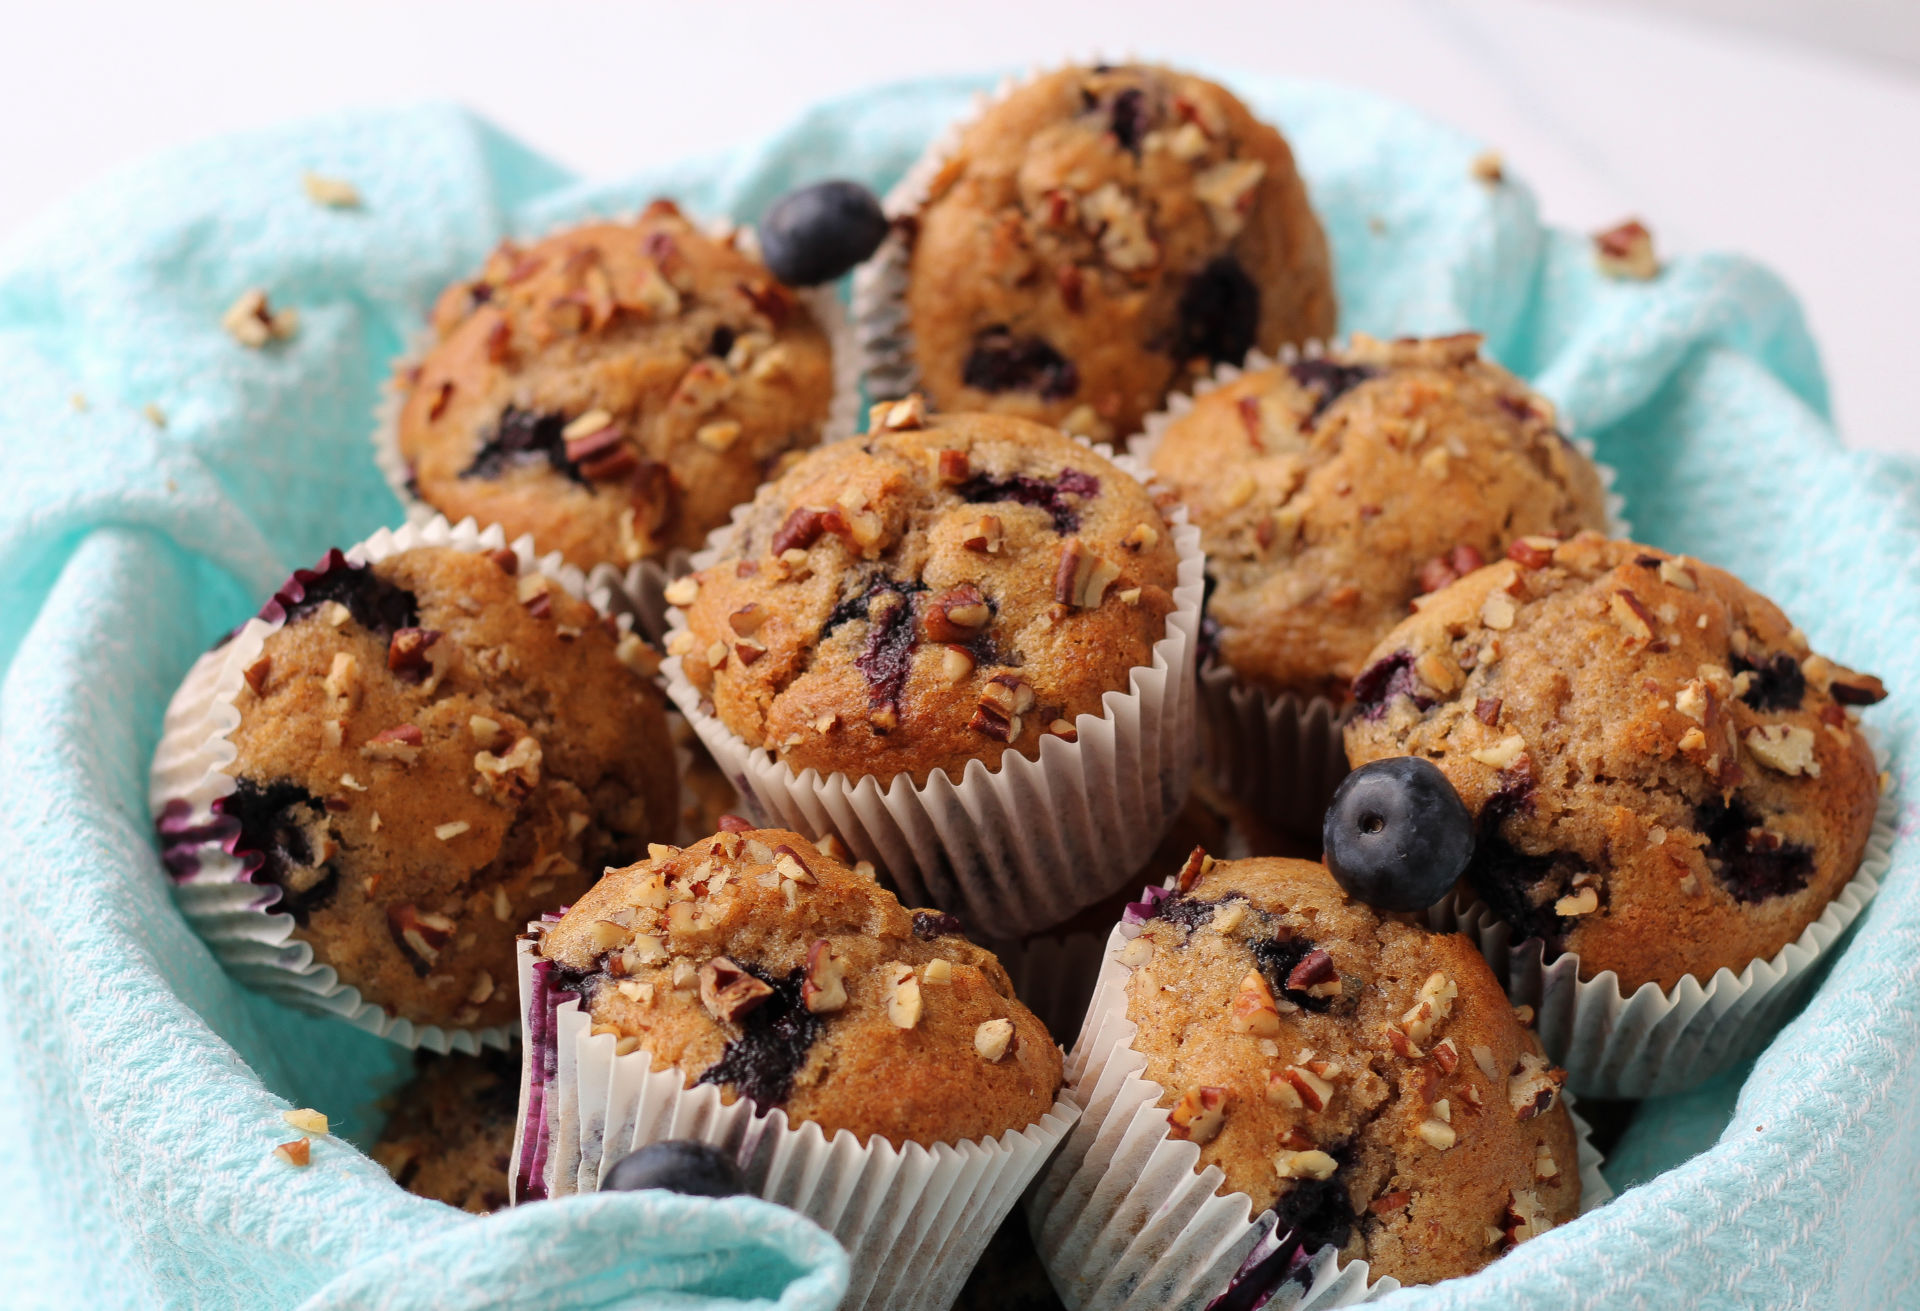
[1031,856,1584,1305]
[878,63,1335,440]
[372,1047,520,1212]
[1343,532,1886,993]
[518,826,1073,1311]
[394,200,838,574]
[1147,334,1610,704]
[159,534,679,1034]
[670,401,1181,784]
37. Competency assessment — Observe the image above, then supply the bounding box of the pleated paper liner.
[1423,733,1896,1100]
[508,937,1080,1311]
[1027,912,1611,1311]
[1128,340,1631,835]
[371,211,863,645]
[659,440,1207,940]
[148,514,660,1054]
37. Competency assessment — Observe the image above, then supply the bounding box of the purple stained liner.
[1204,1219,1318,1311]
[1122,883,1172,925]
[154,797,238,882]
[256,547,353,625]
[516,944,578,1202]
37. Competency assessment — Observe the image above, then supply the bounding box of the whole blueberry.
[1322,758,1474,912]
[757,180,889,287]
[603,1140,747,1199]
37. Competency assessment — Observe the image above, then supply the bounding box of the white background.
[2,0,1917,454]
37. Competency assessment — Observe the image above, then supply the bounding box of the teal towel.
[0,73,1914,1309]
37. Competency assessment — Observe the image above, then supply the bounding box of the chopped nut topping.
[1480,591,1517,630]
[1123,523,1160,553]
[699,956,775,1024]
[586,920,628,954]
[1746,724,1820,777]
[941,645,975,684]
[1175,846,1216,893]
[1504,1188,1555,1245]
[672,959,698,990]
[801,939,848,1013]
[1469,735,1528,770]
[302,172,362,208]
[935,448,971,482]
[1115,936,1154,968]
[1053,537,1122,608]
[695,420,742,453]
[274,1138,312,1167]
[1081,183,1159,271]
[1048,718,1079,742]
[1168,1086,1229,1143]
[1471,1044,1500,1081]
[282,1108,329,1135]
[474,734,542,802]
[1609,588,1657,641]
[663,577,700,607]
[1399,973,1457,1045]
[434,820,470,841]
[222,288,299,347]
[623,935,668,968]
[961,514,1004,554]
[1286,949,1341,999]
[1432,1038,1460,1074]
[1417,1118,1457,1150]
[389,905,456,965]
[363,723,423,764]
[467,971,495,1005]
[924,583,993,642]
[468,715,503,749]
[1194,159,1267,239]
[1658,557,1697,591]
[1507,1052,1565,1120]
[1470,150,1505,184]
[1273,1148,1337,1181]
[1229,971,1282,1036]
[1594,219,1659,280]
[1554,885,1599,916]
[921,958,952,985]
[1276,1065,1334,1113]
[323,652,359,704]
[728,604,766,637]
[1535,1144,1560,1180]
[974,1018,1016,1061]
[885,961,923,1029]
[1507,536,1557,570]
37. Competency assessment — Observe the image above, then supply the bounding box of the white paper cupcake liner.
[508,937,1080,1311]
[148,514,662,1053]
[372,212,863,645]
[658,440,1205,939]
[1422,733,1896,1100]
[1124,342,1631,837]
[1028,908,1611,1311]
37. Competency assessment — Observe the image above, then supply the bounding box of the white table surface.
[4,0,1917,456]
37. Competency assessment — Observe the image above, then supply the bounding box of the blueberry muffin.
[537,826,1062,1146]
[1150,334,1609,704]
[670,399,1182,784]
[397,201,837,573]
[372,1047,520,1212]
[1121,856,1580,1287]
[1343,532,1887,992]
[214,546,679,1029]
[899,64,1335,440]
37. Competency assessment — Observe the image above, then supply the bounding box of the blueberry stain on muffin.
[1174,256,1261,367]
[1695,796,1815,903]
[696,965,829,1106]
[275,554,419,634]
[955,468,1100,535]
[1287,358,1378,425]
[1732,650,1806,712]
[961,329,1080,401]
[459,406,582,484]
[217,777,338,923]
[1350,651,1431,722]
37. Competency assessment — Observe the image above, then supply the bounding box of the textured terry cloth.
[0,70,1913,1310]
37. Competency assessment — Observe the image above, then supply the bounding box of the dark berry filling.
[1248,934,1337,1014]
[1350,651,1433,720]
[1148,891,1218,933]
[1732,651,1806,712]
[1695,796,1815,902]
[1175,257,1260,367]
[956,469,1100,536]
[1207,1149,1356,1311]
[260,549,420,635]
[824,578,927,720]
[708,325,737,358]
[913,911,965,940]
[1460,781,1590,947]
[216,778,338,923]
[696,965,827,1107]
[1288,359,1379,426]
[1107,87,1151,154]
[961,329,1079,400]
[460,406,586,483]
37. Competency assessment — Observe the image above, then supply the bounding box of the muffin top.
[372,1047,520,1213]
[1343,533,1887,993]
[671,401,1183,784]
[397,200,837,572]
[1121,856,1580,1288]
[903,63,1335,440]
[218,545,679,1030]
[1149,334,1609,703]
[540,826,1063,1148]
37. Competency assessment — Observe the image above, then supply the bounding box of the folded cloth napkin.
[0,71,1913,1310]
